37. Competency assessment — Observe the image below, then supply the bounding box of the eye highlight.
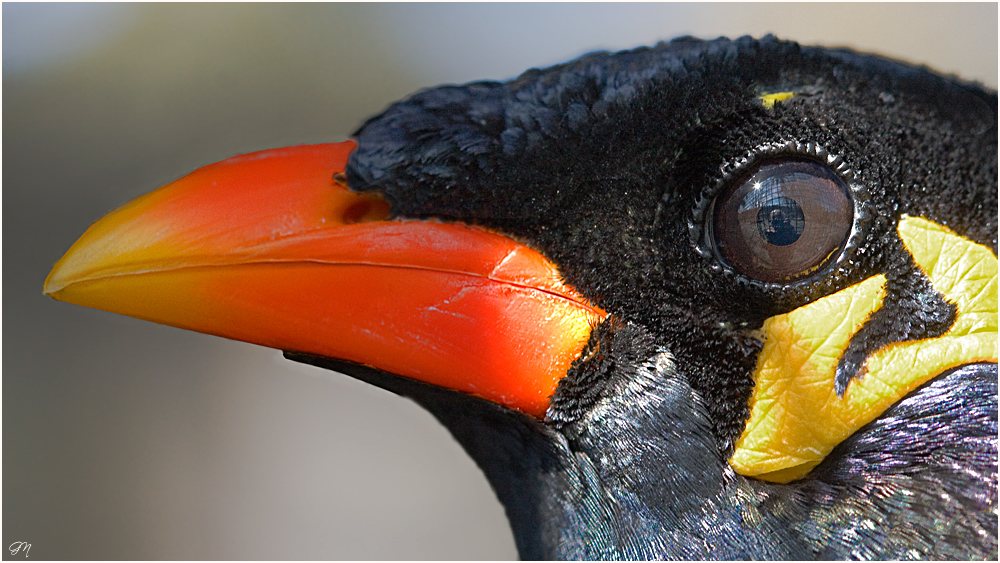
[711,160,853,283]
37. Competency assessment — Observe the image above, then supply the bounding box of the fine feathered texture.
[331,36,997,558]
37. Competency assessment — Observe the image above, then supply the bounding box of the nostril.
[341,195,393,224]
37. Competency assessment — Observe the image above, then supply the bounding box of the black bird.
[45,36,997,559]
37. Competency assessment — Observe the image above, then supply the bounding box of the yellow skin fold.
[731,216,999,483]
[759,91,795,109]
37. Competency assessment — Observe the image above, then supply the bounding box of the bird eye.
[711,160,853,283]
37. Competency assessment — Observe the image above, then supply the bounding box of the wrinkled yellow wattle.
[731,215,998,483]
[759,91,795,109]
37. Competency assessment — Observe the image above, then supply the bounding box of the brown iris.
[712,160,853,283]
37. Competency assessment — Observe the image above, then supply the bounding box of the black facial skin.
[322,36,998,559]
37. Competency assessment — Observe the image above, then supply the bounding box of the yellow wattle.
[731,215,998,483]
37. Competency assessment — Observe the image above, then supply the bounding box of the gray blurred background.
[4,3,996,560]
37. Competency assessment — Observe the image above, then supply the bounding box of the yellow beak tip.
[43,270,62,297]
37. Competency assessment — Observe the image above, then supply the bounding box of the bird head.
[44,36,997,559]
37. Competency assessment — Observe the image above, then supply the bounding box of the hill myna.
[45,36,997,559]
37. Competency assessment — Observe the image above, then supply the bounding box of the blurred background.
[4,3,996,559]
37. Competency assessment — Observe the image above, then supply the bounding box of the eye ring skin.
[688,141,871,292]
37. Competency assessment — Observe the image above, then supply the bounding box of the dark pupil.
[755,196,804,246]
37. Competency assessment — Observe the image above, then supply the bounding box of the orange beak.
[44,142,606,417]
